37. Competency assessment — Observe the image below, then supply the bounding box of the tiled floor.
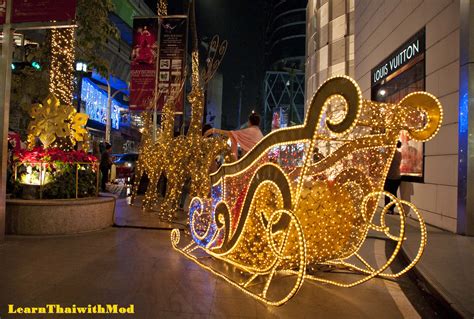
[0,226,440,319]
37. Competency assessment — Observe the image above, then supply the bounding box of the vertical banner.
[157,16,188,113]
[130,17,159,111]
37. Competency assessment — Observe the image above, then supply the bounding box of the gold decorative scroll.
[171,75,443,306]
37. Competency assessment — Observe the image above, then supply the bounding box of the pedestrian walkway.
[114,198,187,230]
[387,215,474,318]
[99,182,188,230]
[0,227,438,318]
[112,194,473,317]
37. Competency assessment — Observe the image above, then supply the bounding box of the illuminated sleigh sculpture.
[171,76,443,305]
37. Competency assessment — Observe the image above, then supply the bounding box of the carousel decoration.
[130,0,231,221]
[171,75,443,305]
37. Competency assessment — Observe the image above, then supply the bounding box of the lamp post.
[75,62,88,112]
[288,70,295,126]
[283,65,297,127]
[236,74,244,128]
[0,0,13,241]
[105,81,128,144]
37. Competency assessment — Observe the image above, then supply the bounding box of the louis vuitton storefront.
[354,0,474,235]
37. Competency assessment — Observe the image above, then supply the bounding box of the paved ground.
[386,216,474,318]
[0,225,449,319]
[114,198,187,230]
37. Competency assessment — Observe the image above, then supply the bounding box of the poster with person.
[130,16,187,112]
[130,17,159,111]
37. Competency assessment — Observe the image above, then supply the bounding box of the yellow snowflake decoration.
[27,94,89,149]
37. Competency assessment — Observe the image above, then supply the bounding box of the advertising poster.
[157,16,187,113]
[0,0,76,24]
[129,17,159,111]
[399,130,423,177]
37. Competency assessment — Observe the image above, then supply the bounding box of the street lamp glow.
[378,89,387,96]
[75,62,88,72]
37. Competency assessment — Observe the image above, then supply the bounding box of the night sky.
[144,0,267,129]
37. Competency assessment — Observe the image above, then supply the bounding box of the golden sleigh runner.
[171,76,443,305]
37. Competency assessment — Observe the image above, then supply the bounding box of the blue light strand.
[81,78,121,129]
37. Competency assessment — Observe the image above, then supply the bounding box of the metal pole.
[237,75,244,128]
[95,162,99,196]
[39,163,43,199]
[106,87,127,144]
[289,70,294,126]
[75,164,79,198]
[263,75,267,133]
[0,0,13,241]
[153,3,164,142]
[105,79,112,143]
[76,72,83,112]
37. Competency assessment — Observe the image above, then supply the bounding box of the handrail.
[13,161,99,199]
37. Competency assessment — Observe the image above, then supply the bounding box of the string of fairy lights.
[123,0,442,307]
[49,28,75,105]
[171,75,443,305]
[131,0,231,222]
[159,0,168,16]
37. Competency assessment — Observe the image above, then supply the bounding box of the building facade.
[264,0,307,132]
[354,0,466,234]
[305,0,354,110]
[205,72,223,129]
[266,0,307,71]
[80,0,155,154]
[306,0,472,235]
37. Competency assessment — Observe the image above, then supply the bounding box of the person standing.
[384,141,402,214]
[100,143,113,192]
[204,112,263,159]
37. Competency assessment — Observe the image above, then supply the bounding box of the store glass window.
[372,58,425,181]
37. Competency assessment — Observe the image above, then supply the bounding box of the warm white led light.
[170,75,442,306]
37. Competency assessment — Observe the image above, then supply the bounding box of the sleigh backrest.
[205,77,442,253]
[294,89,443,263]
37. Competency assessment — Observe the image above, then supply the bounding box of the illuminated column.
[458,0,474,236]
[49,28,75,105]
[158,0,168,16]
[187,0,204,138]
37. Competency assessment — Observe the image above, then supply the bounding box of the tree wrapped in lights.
[10,0,118,139]
[171,75,443,305]
[49,28,75,105]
